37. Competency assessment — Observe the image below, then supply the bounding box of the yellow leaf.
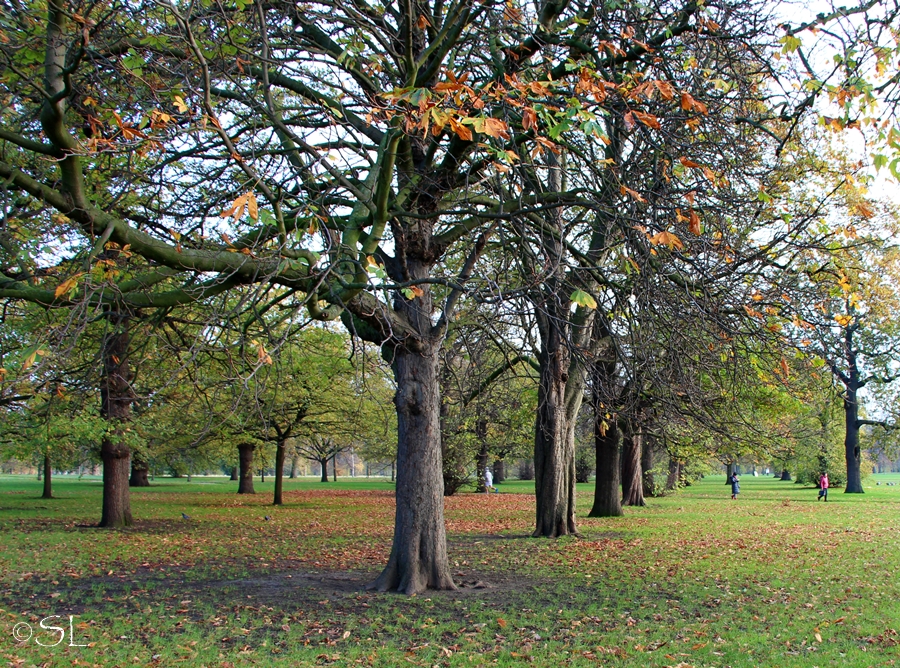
[247,192,258,221]
[648,231,683,250]
[482,117,510,139]
[55,273,84,298]
[173,95,189,113]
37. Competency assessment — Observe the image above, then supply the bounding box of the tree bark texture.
[493,457,506,483]
[41,453,52,499]
[533,328,577,537]
[99,315,133,528]
[289,456,298,479]
[273,440,286,505]
[726,462,735,484]
[319,458,329,482]
[370,340,455,594]
[129,460,150,487]
[589,418,622,517]
[621,424,646,507]
[237,443,256,494]
[665,458,682,492]
[641,436,655,497]
[230,467,239,481]
[844,387,865,493]
[780,469,792,481]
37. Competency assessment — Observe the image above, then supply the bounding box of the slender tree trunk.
[319,457,329,482]
[230,467,238,481]
[237,444,256,494]
[98,315,133,528]
[475,425,488,493]
[37,463,41,480]
[621,423,645,507]
[726,462,735,484]
[273,440,286,505]
[332,454,337,481]
[289,456,298,479]
[129,459,150,487]
[369,340,455,595]
[41,453,52,499]
[589,417,622,517]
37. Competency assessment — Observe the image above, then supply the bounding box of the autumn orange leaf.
[688,209,701,235]
[522,107,538,132]
[679,157,702,169]
[648,231,683,250]
[632,110,661,129]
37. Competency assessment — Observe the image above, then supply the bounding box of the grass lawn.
[2,472,900,667]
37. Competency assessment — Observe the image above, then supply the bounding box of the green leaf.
[570,289,597,309]
[873,153,888,172]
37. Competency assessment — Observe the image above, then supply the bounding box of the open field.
[2,474,900,667]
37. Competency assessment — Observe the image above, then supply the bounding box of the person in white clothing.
[484,468,494,493]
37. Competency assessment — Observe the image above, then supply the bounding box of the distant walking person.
[730,472,740,500]
[484,467,494,494]
[818,472,829,501]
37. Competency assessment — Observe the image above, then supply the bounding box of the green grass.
[2,472,900,666]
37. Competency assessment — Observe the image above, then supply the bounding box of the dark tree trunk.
[237,444,256,494]
[589,417,622,517]
[332,454,337,481]
[844,388,865,493]
[129,460,150,487]
[475,424,488,493]
[319,457,329,482]
[260,469,265,483]
[665,457,681,492]
[369,338,455,595]
[621,423,646,507]
[273,440,286,505]
[533,325,577,537]
[726,462,735,484]
[641,435,655,497]
[98,315,133,528]
[780,469,792,481]
[230,467,238,481]
[289,456,298,479]
[41,453,52,499]
[493,457,505,483]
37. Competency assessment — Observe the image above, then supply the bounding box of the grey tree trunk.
[237,444,256,494]
[665,457,681,491]
[41,453,52,499]
[844,386,864,493]
[369,340,456,595]
[98,315,133,528]
[621,424,646,507]
[726,462,735,484]
[533,329,577,537]
[320,458,329,482]
[230,467,238,481]
[780,469,792,481]
[289,456,298,479]
[475,424,488,493]
[493,457,505,483]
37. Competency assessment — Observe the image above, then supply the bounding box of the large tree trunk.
[273,440,286,505]
[844,388,864,493]
[726,462,735,484]
[319,457,329,482]
[289,456,298,479]
[237,444,256,494]
[230,467,238,481]
[780,468,792,481]
[41,453,52,499]
[589,417,622,517]
[493,457,506,483]
[641,436,655,497]
[621,423,646,507]
[98,315,133,528]
[533,327,577,537]
[129,459,150,487]
[369,340,456,595]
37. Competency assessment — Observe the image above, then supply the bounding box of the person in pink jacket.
[818,472,829,502]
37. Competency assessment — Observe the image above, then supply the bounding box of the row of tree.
[2,0,900,593]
